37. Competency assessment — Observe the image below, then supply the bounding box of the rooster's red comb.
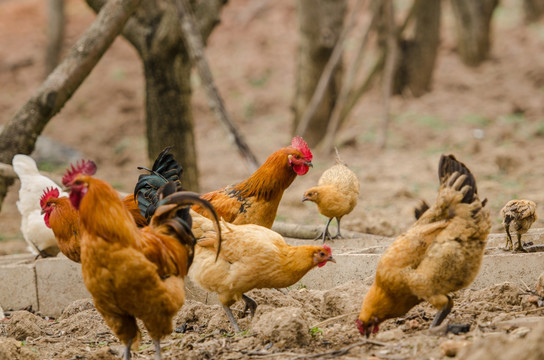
[323,243,332,255]
[40,187,60,209]
[62,159,97,186]
[291,136,313,161]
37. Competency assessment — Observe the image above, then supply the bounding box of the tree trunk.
[0,0,141,210]
[523,0,544,23]
[450,0,499,67]
[393,0,441,96]
[142,54,199,191]
[293,0,346,147]
[45,0,65,77]
[85,0,226,192]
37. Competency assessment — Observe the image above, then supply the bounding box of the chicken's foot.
[430,295,453,328]
[223,305,241,332]
[514,233,528,253]
[153,339,162,360]
[242,294,258,318]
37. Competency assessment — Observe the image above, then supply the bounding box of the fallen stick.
[271,222,367,239]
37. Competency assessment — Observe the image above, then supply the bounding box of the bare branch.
[45,0,65,77]
[294,0,365,138]
[319,0,378,153]
[271,222,366,239]
[0,0,142,163]
[0,0,141,209]
[174,0,259,171]
[377,0,398,150]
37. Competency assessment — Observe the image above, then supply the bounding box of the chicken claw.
[242,294,258,318]
[430,295,453,328]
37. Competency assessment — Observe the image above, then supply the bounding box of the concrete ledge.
[35,257,91,316]
[1,228,544,317]
[0,259,37,312]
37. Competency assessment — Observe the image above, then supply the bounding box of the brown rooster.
[63,160,221,360]
[40,148,184,263]
[40,188,81,262]
[193,136,313,228]
[356,154,491,337]
[189,211,335,332]
[302,148,359,242]
[500,199,537,252]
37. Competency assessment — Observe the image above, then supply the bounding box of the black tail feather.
[414,200,430,220]
[134,147,183,222]
[438,154,476,204]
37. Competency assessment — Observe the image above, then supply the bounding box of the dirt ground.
[1,0,544,359]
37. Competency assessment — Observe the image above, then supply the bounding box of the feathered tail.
[134,147,183,222]
[152,189,223,267]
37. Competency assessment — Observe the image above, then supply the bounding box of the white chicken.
[12,154,67,257]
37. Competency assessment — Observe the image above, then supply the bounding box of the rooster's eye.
[319,252,325,257]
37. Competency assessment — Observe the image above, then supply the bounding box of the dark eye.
[319,252,325,257]
[75,180,83,185]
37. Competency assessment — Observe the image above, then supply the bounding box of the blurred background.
[0,0,543,254]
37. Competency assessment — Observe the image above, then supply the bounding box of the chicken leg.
[316,218,334,243]
[123,338,132,360]
[153,339,162,360]
[503,224,513,251]
[223,305,241,333]
[514,233,528,253]
[430,295,453,328]
[332,218,344,239]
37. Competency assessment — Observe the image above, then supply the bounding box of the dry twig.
[295,0,366,138]
[174,0,259,172]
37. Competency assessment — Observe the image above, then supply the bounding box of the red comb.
[62,159,97,186]
[40,187,60,209]
[291,136,313,161]
[323,243,332,255]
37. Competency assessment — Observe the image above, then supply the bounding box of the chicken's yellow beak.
[328,256,336,263]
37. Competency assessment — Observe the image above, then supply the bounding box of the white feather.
[12,154,68,255]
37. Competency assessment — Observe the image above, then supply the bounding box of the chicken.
[500,199,537,252]
[63,159,221,360]
[302,148,359,242]
[193,136,313,228]
[40,148,183,263]
[40,188,81,262]
[189,211,335,332]
[12,154,68,257]
[356,154,491,337]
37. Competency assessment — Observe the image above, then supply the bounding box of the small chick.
[500,199,537,252]
[302,149,359,242]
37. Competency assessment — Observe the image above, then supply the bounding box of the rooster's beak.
[328,256,336,263]
[40,209,45,215]
[306,161,313,167]
[302,195,309,202]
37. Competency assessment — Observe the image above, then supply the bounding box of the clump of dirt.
[57,298,95,320]
[252,306,311,349]
[2,282,543,359]
[0,337,39,360]
[5,311,46,340]
[321,280,368,318]
[459,320,544,360]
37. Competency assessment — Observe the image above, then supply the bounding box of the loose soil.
[1,0,544,359]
